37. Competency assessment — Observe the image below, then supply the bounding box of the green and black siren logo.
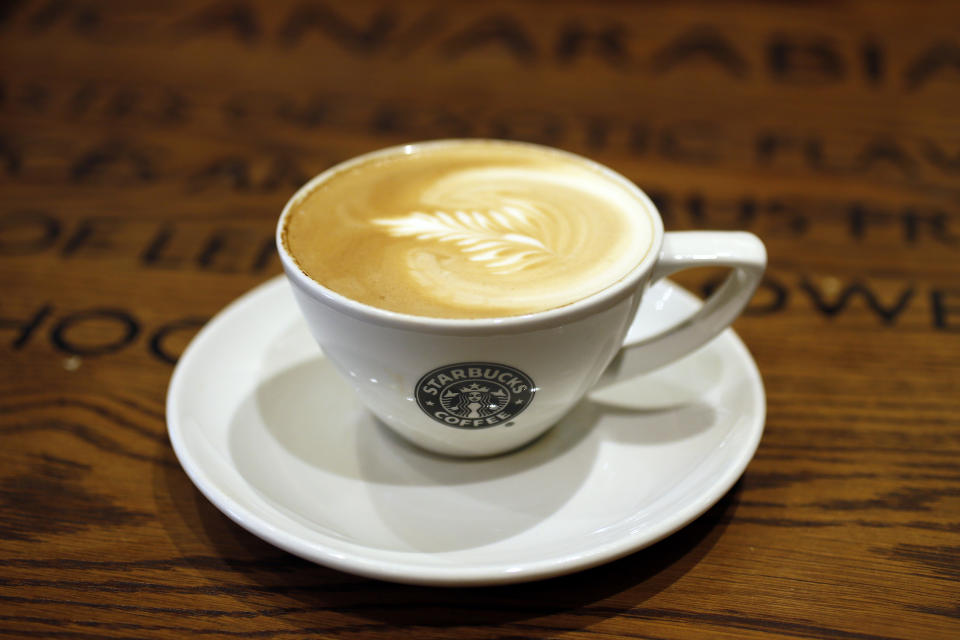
[415,362,536,429]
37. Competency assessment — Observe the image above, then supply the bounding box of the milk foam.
[283,143,654,319]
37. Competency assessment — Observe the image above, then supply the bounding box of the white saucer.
[167,276,765,587]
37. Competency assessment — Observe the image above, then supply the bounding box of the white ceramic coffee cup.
[277,140,766,457]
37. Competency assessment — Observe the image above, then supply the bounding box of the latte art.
[371,166,603,275]
[371,205,552,274]
[282,142,654,319]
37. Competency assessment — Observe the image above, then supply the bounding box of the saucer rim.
[167,276,765,586]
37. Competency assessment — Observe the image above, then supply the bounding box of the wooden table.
[2,1,958,638]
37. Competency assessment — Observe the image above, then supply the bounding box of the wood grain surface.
[2,1,958,638]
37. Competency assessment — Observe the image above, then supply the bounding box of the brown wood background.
[2,1,959,638]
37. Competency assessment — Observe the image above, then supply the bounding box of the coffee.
[282,141,654,319]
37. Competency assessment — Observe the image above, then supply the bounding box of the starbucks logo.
[415,362,536,429]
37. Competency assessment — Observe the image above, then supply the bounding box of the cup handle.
[595,231,766,388]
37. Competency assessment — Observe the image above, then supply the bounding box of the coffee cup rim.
[275,138,665,335]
